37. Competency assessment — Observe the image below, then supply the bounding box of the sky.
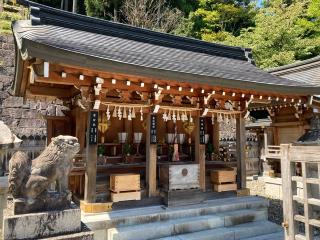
[257,0,263,7]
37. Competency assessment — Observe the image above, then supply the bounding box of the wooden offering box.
[211,168,237,192]
[210,167,236,184]
[110,173,141,202]
[110,173,140,192]
[159,164,200,191]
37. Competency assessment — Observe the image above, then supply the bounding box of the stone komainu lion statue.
[8,136,80,206]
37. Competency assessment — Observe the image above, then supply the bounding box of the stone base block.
[3,203,81,240]
[13,191,71,215]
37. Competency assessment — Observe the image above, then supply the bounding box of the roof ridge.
[268,55,320,73]
[20,0,252,61]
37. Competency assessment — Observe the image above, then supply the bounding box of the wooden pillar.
[263,128,268,160]
[146,113,157,197]
[281,144,295,239]
[236,116,246,189]
[75,108,86,152]
[195,116,206,192]
[84,111,97,203]
[212,117,220,154]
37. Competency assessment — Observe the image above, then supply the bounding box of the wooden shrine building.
[11,1,320,208]
[244,56,320,177]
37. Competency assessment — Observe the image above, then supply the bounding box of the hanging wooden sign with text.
[89,111,99,145]
[150,115,157,144]
[199,117,206,145]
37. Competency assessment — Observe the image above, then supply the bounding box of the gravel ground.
[247,177,320,237]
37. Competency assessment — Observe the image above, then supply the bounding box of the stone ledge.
[3,204,81,240]
[42,223,94,240]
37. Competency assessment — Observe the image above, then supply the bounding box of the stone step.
[107,209,267,240]
[156,220,282,240]
[243,231,284,240]
[83,196,268,231]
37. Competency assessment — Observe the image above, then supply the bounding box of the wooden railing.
[282,144,320,240]
[265,145,281,159]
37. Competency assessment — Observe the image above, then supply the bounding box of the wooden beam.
[84,111,97,203]
[263,128,268,161]
[36,71,245,101]
[146,113,157,197]
[28,85,73,98]
[236,116,246,189]
[52,62,306,100]
[35,71,92,86]
[195,115,206,192]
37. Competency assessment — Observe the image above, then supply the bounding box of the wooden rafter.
[32,62,307,102]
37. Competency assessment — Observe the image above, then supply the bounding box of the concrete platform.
[156,221,282,240]
[107,209,267,240]
[82,196,278,240]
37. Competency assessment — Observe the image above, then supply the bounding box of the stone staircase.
[82,196,283,240]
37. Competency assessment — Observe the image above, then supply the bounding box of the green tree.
[220,0,320,69]
[84,0,122,20]
[176,0,256,41]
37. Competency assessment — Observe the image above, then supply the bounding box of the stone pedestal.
[0,176,8,229]
[3,202,94,240]
[13,191,71,215]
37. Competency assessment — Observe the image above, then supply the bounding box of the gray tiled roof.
[269,56,320,86]
[12,1,320,95]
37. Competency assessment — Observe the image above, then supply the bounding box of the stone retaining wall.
[0,33,67,140]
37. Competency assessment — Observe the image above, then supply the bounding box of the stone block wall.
[0,33,67,144]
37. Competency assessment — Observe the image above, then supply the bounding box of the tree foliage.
[175,0,256,41]
[35,0,320,69]
[219,0,320,69]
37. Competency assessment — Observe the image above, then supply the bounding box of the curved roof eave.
[17,38,320,96]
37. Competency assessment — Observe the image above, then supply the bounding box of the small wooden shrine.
[244,57,320,177]
[11,1,320,209]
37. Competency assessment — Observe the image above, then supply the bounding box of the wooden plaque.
[150,114,157,144]
[199,117,206,145]
[89,111,98,145]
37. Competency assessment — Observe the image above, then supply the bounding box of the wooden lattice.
[282,144,320,240]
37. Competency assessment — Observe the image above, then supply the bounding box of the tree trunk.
[72,0,77,13]
[64,0,69,11]
[0,0,3,13]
